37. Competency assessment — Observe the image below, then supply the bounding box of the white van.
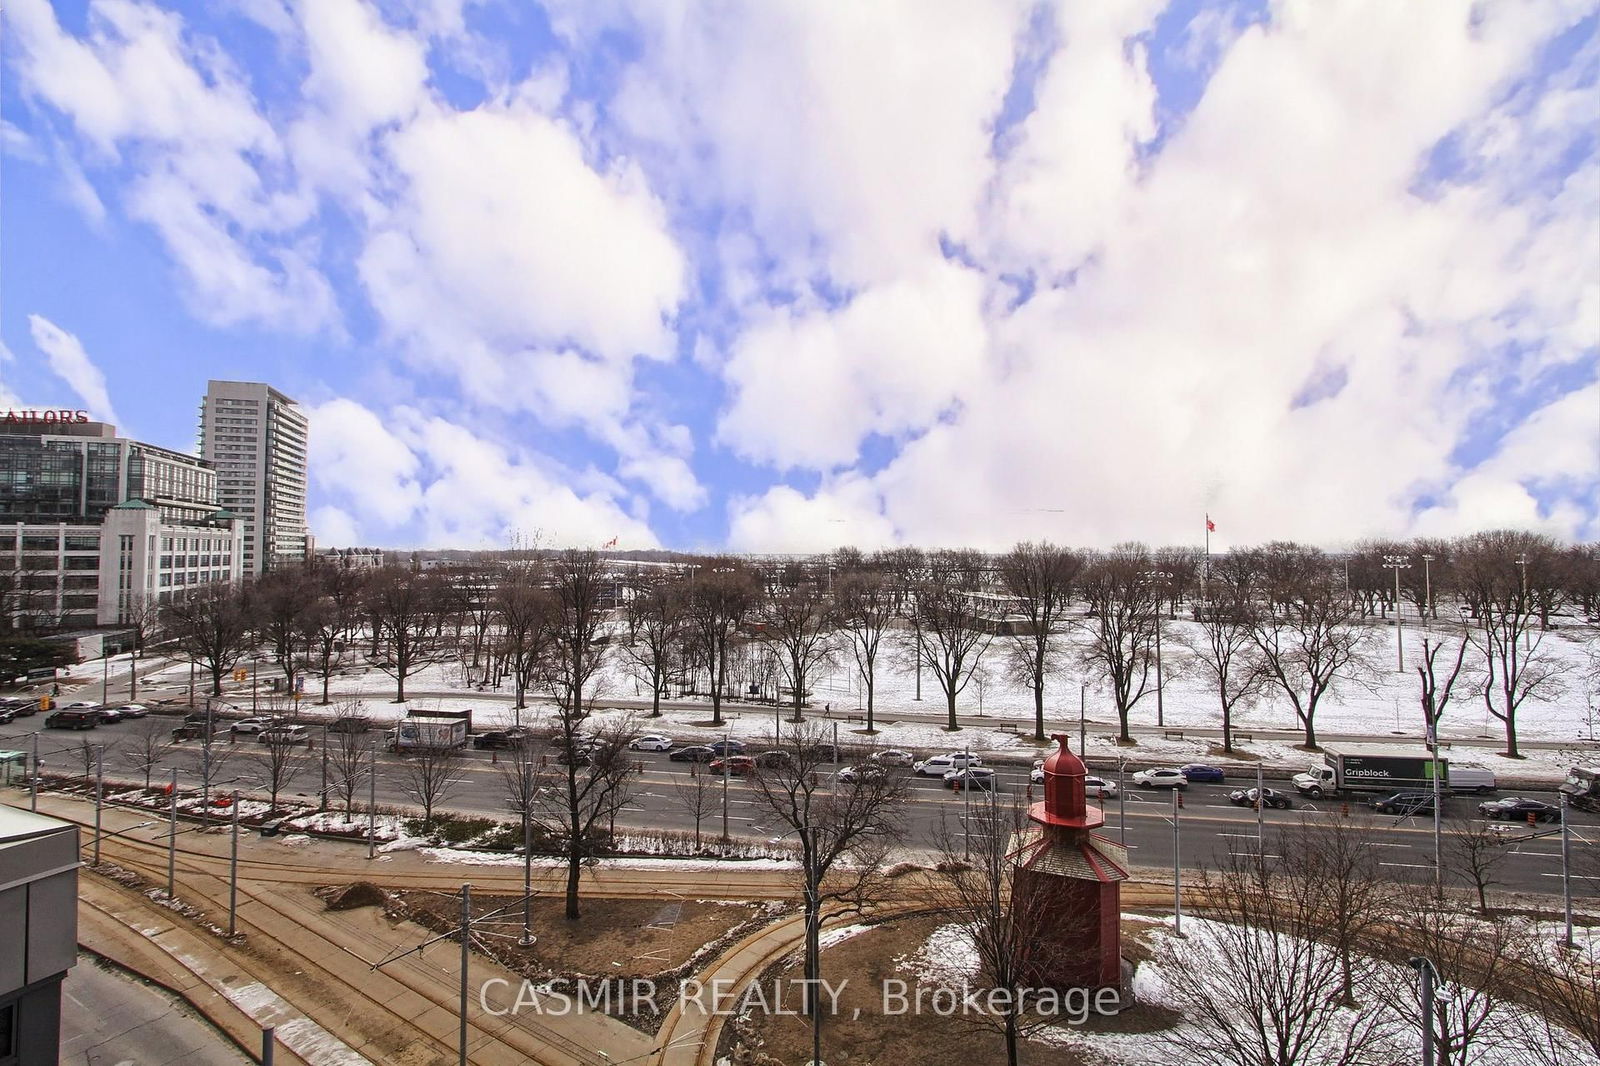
[913,752,983,777]
[1448,766,1496,794]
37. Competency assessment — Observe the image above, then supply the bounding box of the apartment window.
[22,535,57,551]
[64,535,100,551]
[64,556,99,570]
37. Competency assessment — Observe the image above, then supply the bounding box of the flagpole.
[1203,514,1211,596]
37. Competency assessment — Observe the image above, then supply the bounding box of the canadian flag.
[1206,516,1216,533]
[603,536,618,549]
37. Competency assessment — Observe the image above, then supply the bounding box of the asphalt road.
[3,708,1595,899]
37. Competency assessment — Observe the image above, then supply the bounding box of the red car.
[709,756,757,777]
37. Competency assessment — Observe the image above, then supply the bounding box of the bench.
[1233,732,1253,744]
[997,722,1020,734]
[1163,729,1185,740]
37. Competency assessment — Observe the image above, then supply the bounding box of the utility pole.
[1117,757,1126,846]
[1171,787,1183,938]
[1410,957,1438,1066]
[720,731,730,847]
[1078,682,1087,755]
[167,767,179,898]
[1431,741,1443,899]
[31,733,39,812]
[1383,554,1411,672]
[521,801,535,947]
[367,743,378,860]
[1144,570,1172,727]
[1560,792,1574,950]
[1421,553,1435,628]
[229,789,240,937]
[1255,763,1264,851]
[93,739,104,864]
[459,884,471,1066]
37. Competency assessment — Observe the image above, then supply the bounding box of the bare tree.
[1518,933,1600,1062]
[249,733,310,811]
[756,564,833,723]
[926,793,1069,1065]
[494,566,555,715]
[305,592,353,705]
[252,570,319,698]
[684,560,759,727]
[832,566,895,732]
[1443,818,1511,915]
[1245,547,1369,749]
[1456,531,1567,758]
[162,582,254,697]
[1156,842,1390,1066]
[365,567,454,702]
[671,765,717,850]
[1183,554,1271,752]
[325,704,372,815]
[396,740,467,831]
[997,541,1083,741]
[121,716,174,790]
[121,594,164,700]
[746,721,909,1066]
[1278,814,1393,1005]
[619,570,684,718]
[183,737,238,824]
[1416,632,1471,744]
[1077,545,1159,743]
[913,550,995,731]
[533,717,642,920]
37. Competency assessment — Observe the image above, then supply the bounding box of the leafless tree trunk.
[746,721,909,1065]
[832,565,895,732]
[252,570,319,698]
[756,564,833,722]
[997,541,1082,742]
[913,550,994,731]
[684,560,759,727]
[1183,553,1270,752]
[249,735,310,811]
[396,740,467,831]
[121,716,174,790]
[619,570,685,718]
[494,566,555,714]
[365,567,455,702]
[1443,818,1510,915]
[672,765,717,850]
[162,582,254,697]
[1077,544,1158,742]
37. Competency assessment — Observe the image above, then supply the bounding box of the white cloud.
[27,315,120,424]
[727,479,897,555]
[306,398,423,527]
[717,260,991,469]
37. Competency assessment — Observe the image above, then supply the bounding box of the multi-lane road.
[2,704,1594,899]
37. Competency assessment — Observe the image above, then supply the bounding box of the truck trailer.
[387,710,470,752]
[1291,744,1495,798]
[1560,766,1600,813]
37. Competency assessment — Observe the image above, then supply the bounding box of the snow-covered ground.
[61,614,1600,782]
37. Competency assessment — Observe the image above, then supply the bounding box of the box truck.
[1291,744,1494,798]
[386,710,469,752]
[1560,766,1600,813]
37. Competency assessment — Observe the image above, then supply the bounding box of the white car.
[116,704,150,718]
[868,749,915,767]
[258,724,311,745]
[629,734,674,752]
[1028,765,1119,799]
[944,767,998,791]
[914,752,984,776]
[230,717,275,734]
[836,764,889,784]
[1133,768,1188,790]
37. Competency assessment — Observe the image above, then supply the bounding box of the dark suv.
[473,728,532,751]
[1372,791,1436,816]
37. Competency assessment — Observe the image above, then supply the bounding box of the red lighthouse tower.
[1012,733,1128,992]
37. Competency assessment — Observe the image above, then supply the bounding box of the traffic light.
[233,668,248,682]
[38,695,52,711]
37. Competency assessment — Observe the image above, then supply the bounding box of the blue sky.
[2,0,1596,552]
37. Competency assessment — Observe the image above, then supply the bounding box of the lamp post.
[1144,571,1172,727]
[229,789,241,937]
[167,767,179,898]
[367,742,378,861]
[1078,681,1087,755]
[251,654,262,713]
[94,745,104,866]
[1171,787,1184,938]
[1420,553,1435,629]
[1409,957,1439,1066]
[1383,555,1411,672]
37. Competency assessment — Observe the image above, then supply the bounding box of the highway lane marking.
[1539,872,1600,881]
[1380,862,1435,870]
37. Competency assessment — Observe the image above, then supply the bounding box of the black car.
[45,710,99,730]
[1372,791,1436,816]
[669,745,716,763]
[804,742,839,762]
[326,716,371,734]
[473,729,531,751]
[1229,787,1293,810]
[707,738,747,756]
[0,707,17,724]
[1478,796,1562,823]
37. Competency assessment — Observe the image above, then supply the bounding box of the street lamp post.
[1560,791,1574,950]
[94,745,104,866]
[1420,553,1435,629]
[251,655,262,713]
[1078,681,1087,755]
[1409,957,1439,1066]
[1383,555,1411,672]
[367,743,378,861]
[229,789,241,937]
[1144,571,1172,727]
[1171,788,1184,938]
[167,767,179,898]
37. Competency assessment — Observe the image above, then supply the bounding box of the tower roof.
[1031,733,1104,831]
[111,498,155,510]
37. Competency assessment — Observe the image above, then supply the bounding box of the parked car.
[45,710,99,730]
[114,704,150,718]
[1477,796,1562,823]
[1181,764,1227,783]
[94,706,125,723]
[755,750,793,769]
[629,734,674,752]
[836,763,888,785]
[707,738,747,756]
[63,701,102,711]
[259,724,311,746]
[868,748,914,767]
[914,752,983,776]
[1133,768,1189,790]
[1,698,38,717]
[230,717,275,735]
[944,767,998,791]
[0,707,16,724]
[472,728,532,750]
[172,721,218,741]
[805,742,840,762]
[1372,791,1436,816]
[709,755,757,777]
[326,715,371,734]
[669,745,716,763]
[1229,787,1293,810]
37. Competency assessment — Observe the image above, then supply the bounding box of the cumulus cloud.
[27,315,120,424]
